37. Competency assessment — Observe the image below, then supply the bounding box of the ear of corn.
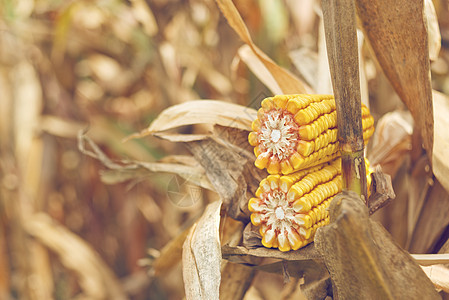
[248,157,373,252]
[248,94,375,175]
[249,159,341,251]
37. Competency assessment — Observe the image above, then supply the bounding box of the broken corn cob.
[248,94,375,175]
[248,157,374,252]
[248,159,342,251]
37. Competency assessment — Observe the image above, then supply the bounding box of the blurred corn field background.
[2,0,449,299]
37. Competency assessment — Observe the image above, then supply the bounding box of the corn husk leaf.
[127,100,257,141]
[182,200,222,300]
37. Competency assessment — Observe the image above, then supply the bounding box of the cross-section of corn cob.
[248,159,341,251]
[248,94,375,175]
[248,157,374,252]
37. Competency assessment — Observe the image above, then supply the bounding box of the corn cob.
[248,157,373,252]
[248,94,375,175]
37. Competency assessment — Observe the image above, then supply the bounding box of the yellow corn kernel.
[248,94,375,175]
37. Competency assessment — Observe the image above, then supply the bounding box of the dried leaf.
[367,110,413,177]
[215,0,312,94]
[425,0,441,61]
[300,275,331,300]
[255,260,328,289]
[238,45,282,95]
[367,166,396,215]
[78,131,214,190]
[357,30,370,108]
[316,15,333,95]
[24,213,127,300]
[407,177,449,253]
[406,155,433,247]
[412,254,449,266]
[314,191,440,299]
[221,243,321,265]
[185,127,266,221]
[356,0,434,158]
[432,91,449,194]
[182,200,222,300]
[127,100,257,140]
[220,262,256,300]
[421,265,449,293]
[280,278,308,300]
[152,226,192,276]
[289,48,318,90]
[242,222,263,249]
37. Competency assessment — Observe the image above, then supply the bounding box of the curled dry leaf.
[215,0,312,94]
[78,131,214,190]
[24,213,127,300]
[126,100,257,141]
[182,200,222,300]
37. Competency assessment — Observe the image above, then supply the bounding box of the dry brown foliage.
[2,0,449,299]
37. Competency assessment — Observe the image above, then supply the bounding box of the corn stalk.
[322,0,368,202]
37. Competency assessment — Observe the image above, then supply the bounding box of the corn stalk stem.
[322,0,367,202]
